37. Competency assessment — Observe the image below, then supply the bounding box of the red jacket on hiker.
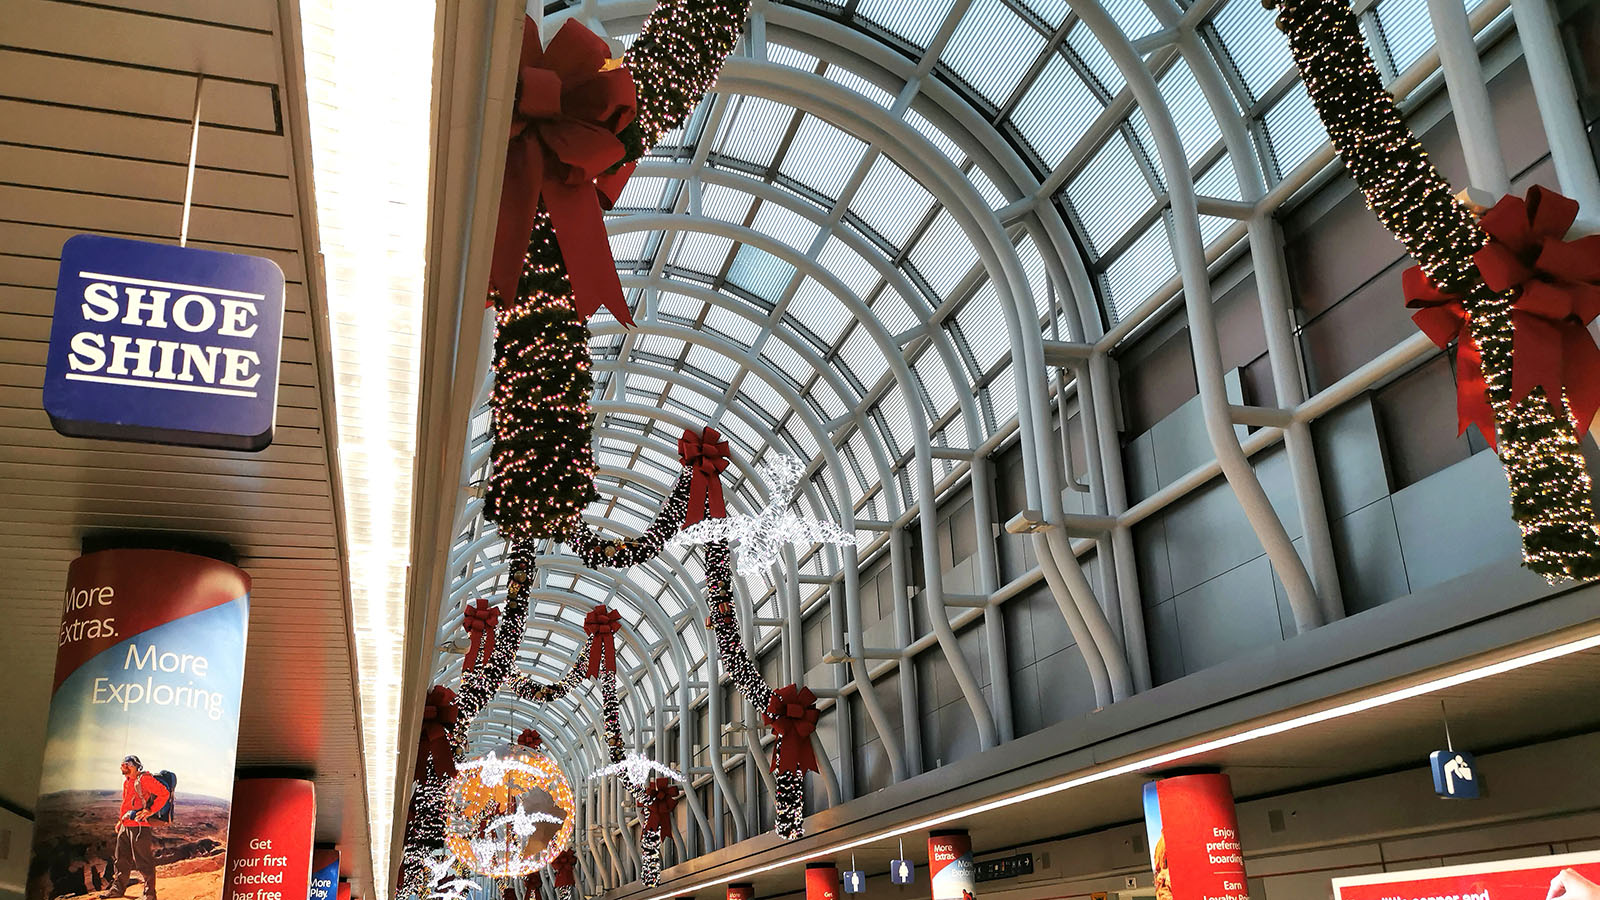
[119,771,169,827]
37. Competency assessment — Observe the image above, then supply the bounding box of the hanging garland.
[484,0,753,544]
[452,543,537,744]
[703,540,810,839]
[1265,0,1600,580]
[566,469,693,568]
[400,771,453,900]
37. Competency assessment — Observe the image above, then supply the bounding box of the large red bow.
[490,17,637,325]
[551,849,578,888]
[462,598,500,671]
[638,777,681,836]
[524,872,543,900]
[678,427,730,526]
[1402,266,1498,449]
[504,888,518,900]
[763,683,820,774]
[416,685,460,780]
[584,605,623,678]
[517,728,543,752]
[1474,185,1600,434]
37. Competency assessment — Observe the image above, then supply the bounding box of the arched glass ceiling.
[438,0,1492,830]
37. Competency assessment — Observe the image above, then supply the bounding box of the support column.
[1427,0,1511,195]
[1510,0,1600,215]
[968,456,1014,741]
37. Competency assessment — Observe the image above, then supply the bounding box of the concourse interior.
[3,1,1600,900]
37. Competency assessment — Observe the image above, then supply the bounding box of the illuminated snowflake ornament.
[670,455,859,578]
[421,852,480,900]
[589,751,684,789]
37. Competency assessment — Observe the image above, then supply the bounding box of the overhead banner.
[806,863,840,900]
[27,549,250,900]
[727,883,754,900]
[929,830,976,900]
[44,233,286,451]
[1142,774,1247,900]
[1332,850,1600,900]
[222,779,315,900]
[308,850,339,900]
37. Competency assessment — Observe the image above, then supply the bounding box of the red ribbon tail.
[706,482,727,520]
[1454,335,1497,451]
[483,629,495,667]
[544,178,634,326]
[1511,310,1569,417]
[685,477,708,527]
[491,141,545,305]
[586,636,602,679]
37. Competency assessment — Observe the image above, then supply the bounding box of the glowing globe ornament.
[444,750,575,878]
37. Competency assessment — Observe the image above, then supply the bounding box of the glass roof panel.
[777,116,868,197]
[750,200,824,252]
[1009,52,1103,168]
[1066,135,1155,256]
[905,210,976,300]
[1209,0,1296,101]
[725,245,798,298]
[714,96,796,168]
[856,0,958,47]
[787,278,853,349]
[940,0,1048,109]
[1066,21,1126,97]
[1376,0,1436,74]
[1102,217,1175,321]
[849,156,935,249]
[1261,79,1324,181]
[823,65,897,108]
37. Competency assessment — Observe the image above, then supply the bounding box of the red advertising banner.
[221,779,315,900]
[336,883,350,900]
[929,830,976,900]
[727,883,754,900]
[807,863,840,900]
[1142,774,1248,900]
[27,549,251,900]
[1332,850,1600,900]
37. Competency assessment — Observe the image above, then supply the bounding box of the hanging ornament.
[550,849,578,889]
[523,870,543,900]
[445,751,576,878]
[583,605,623,678]
[417,686,461,780]
[421,851,481,900]
[461,598,501,672]
[589,751,684,789]
[671,455,860,578]
[517,729,544,753]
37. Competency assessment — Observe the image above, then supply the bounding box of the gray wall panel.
[1311,397,1390,518]
[1330,497,1410,615]
[1391,450,1525,593]
[1144,597,1185,686]
[1173,555,1284,672]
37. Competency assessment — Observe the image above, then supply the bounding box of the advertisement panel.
[727,884,754,900]
[1142,774,1248,900]
[806,863,839,900]
[929,830,976,900]
[1332,850,1600,900]
[26,549,250,900]
[308,851,338,900]
[221,780,314,900]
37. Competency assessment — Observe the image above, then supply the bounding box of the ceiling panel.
[0,0,373,895]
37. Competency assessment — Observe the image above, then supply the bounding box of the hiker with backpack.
[104,756,171,900]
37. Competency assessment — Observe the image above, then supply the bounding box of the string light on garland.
[445,752,577,878]
[567,470,692,568]
[451,542,536,745]
[1265,0,1600,580]
[400,772,453,899]
[671,456,860,579]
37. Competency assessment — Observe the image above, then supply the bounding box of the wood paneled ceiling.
[0,0,373,894]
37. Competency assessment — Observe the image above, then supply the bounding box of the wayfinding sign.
[44,234,285,451]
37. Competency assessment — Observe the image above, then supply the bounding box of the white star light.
[588,751,684,789]
[422,852,480,900]
[670,456,859,578]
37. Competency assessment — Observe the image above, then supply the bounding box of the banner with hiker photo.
[27,549,250,900]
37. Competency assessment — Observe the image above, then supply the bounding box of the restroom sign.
[44,234,285,450]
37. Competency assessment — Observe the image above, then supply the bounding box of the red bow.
[584,605,623,678]
[638,777,681,836]
[551,849,578,888]
[1402,266,1498,449]
[461,598,500,671]
[416,685,460,780]
[678,427,731,526]
[517,728,543,752]
[524,872,543,900]
[1474,185,1600,434]
[504,888,518,900]
[763,684,820,774]
[490,17,637,325]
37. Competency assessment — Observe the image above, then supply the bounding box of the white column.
[1510,0,1600,215]
[1427,0,1511,194]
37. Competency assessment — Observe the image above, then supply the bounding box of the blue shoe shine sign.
[44,234,286,451]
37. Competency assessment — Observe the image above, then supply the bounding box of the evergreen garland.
[1267,0,1600,579]
[484,0,752,543]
